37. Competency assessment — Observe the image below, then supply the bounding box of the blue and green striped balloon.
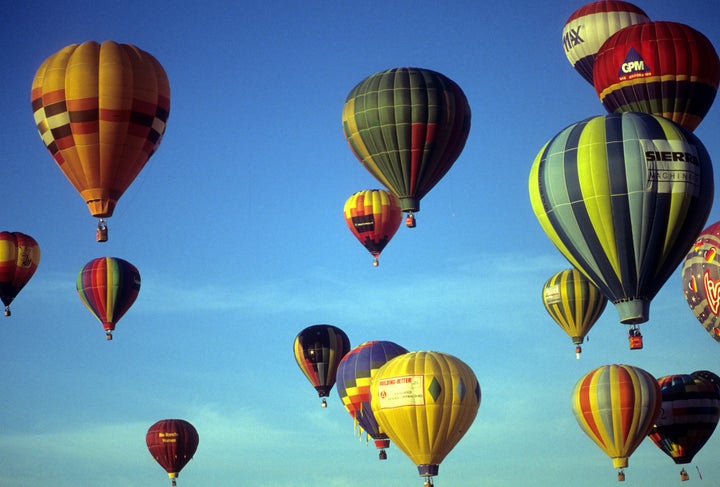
[529,113,713,325]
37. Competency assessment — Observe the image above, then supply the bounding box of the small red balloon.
[146,419,199,486]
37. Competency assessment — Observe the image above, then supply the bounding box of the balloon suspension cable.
[575,345,581,359]
[405,212,416,228]
[321,398,327,408]
[617,469,625,482]
[96,219,108,243]
[4,305,10,317]
[628,325,643,350]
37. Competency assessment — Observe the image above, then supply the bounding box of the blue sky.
[2,1,720,486]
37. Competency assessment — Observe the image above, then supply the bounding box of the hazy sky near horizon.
[2,1,720,486]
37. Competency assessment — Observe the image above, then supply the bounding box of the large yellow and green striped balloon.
[542,268,607,358]
[571,364,661,477]
[529,113,714,325]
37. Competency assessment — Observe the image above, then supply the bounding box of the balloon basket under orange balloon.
[96,220,108,242]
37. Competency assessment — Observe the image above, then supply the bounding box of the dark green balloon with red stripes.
[342,67,471,226]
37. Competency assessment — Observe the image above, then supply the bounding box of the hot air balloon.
[571,364,661,481]
[682,221,720,344]
[344,189,402,266]
[562,1,650,85]
[529,113,714,342]
[31,41,170,241]
[593,21,720,131]
[370,351,480,486]
[0,232,40,316]
[293,324,351,407]
[648,374,720,481]
[76,257,141,340]
[336,340,408,459]
[542,268,608,358]
[146,419,199,486]
[342,67,471,228]
[692,370,720,391]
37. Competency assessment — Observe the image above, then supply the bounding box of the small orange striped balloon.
[571,364,661,477]
[0,232,40,316]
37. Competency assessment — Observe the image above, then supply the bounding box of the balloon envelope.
[562,1,650,85]
[529,113,714,325]
[342,67,471,221]
[682,221,720,344]
[76,257,141,339]
[370,351,480,479]
[146,419,199,485]
[542,268,607,355]
[31,41,170,231]
[648,374,720,465]
[593,21,720,131]
[0,232,40,316]
[344,189,402,266]
[293,324,351,405]
[571,364,661,471]
[336,340,408,457]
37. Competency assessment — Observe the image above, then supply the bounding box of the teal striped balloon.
[529,113,714,325]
